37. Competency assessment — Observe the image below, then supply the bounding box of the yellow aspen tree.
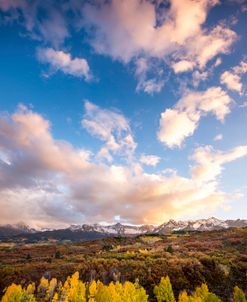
[47,278,57,301]
[134,281,149,302]
[88,280,98,302]
[233,286,246,302]
[38,276,49,299]
[178,291,190,302]
[2,283,36,302]
[193,284,221,302]
[123,281,137,302]
[108,282,122,302]
[2,284,25,302]
[61,272,86,302]
[95,284,112,302]
[154,276,176,302]
[194,284,209,300]
[51,293,59,302]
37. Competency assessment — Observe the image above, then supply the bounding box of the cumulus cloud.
[83,0,237,88]
[1,105,246,227]
[140,154,160,167]
[37,48,91,80]
[81,101,136,161]
[0,0,238,93]
[191,145,247,183]
[158,87,232,148]
[220,61,247,94]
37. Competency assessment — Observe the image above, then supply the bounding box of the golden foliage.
[1,272,245,302]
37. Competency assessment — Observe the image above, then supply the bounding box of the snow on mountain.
[154,217,240,233]
[68,217,247,235]
[0,222,36,238]
[69,223,155,235]
[2,218,247,239]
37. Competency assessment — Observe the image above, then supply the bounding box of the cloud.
[191,145,247,183]
[172,60,195,74]
[140,154,160,167]
[220,61,247,94]
[136,78,164,95]
[135,57,165,95]
[158,87,232,148]
[82,0,237,88]
[214,134,223,141]
[1,105,246,227]
[192,70,209,87]
[37,48,91,80]
[0,1,69,47]
[0,0,238,93]
[81,101,136,161]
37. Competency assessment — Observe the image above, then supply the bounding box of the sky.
[0,0,247,228]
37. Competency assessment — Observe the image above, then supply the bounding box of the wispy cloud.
[0,1,69,47]
[140,154,160,167]
[220,61,247,95]
[214,134,223,141]
[191,145,247,183]
[81,101,136,162]
[37,48,91,80]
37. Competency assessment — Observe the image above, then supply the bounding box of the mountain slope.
[1,218,247,242]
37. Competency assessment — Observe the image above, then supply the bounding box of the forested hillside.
[0,228,247,301]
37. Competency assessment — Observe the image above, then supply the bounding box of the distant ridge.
[1,218,247,242]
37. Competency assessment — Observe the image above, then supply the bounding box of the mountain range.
[1,217,247,242]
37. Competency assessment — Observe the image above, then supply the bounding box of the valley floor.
[0,228,247,301]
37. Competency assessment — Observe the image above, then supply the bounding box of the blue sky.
[0,0,246,228]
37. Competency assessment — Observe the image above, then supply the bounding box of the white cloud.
[37,48,91,80]
[0,106,247,227]
[158,87,232,148]
[0,0,238,93]
[172,60,195,73]
[192,70,209,87]
[220,61,247,94]
[214,57,222,67]
[136,78,164,95]
[81,101,137,161]
[191,145,247,183]
[158,109,197,149]
[140,154,160,167]
[135,57,165,95]
[0,1,69,47]
[214,134,223,141]
[83,0,237,85]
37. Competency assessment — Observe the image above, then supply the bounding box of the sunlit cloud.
[191,145,247,183]
[0,0,238,93]
[37,48,91,80]
[158,87,232,148]
[220,61,247,95]
[0,106,246,227]
[82,0,237,92]
[81,101,136,162]
[140,154,160,167]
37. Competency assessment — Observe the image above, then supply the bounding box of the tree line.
[1,272,246,302]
